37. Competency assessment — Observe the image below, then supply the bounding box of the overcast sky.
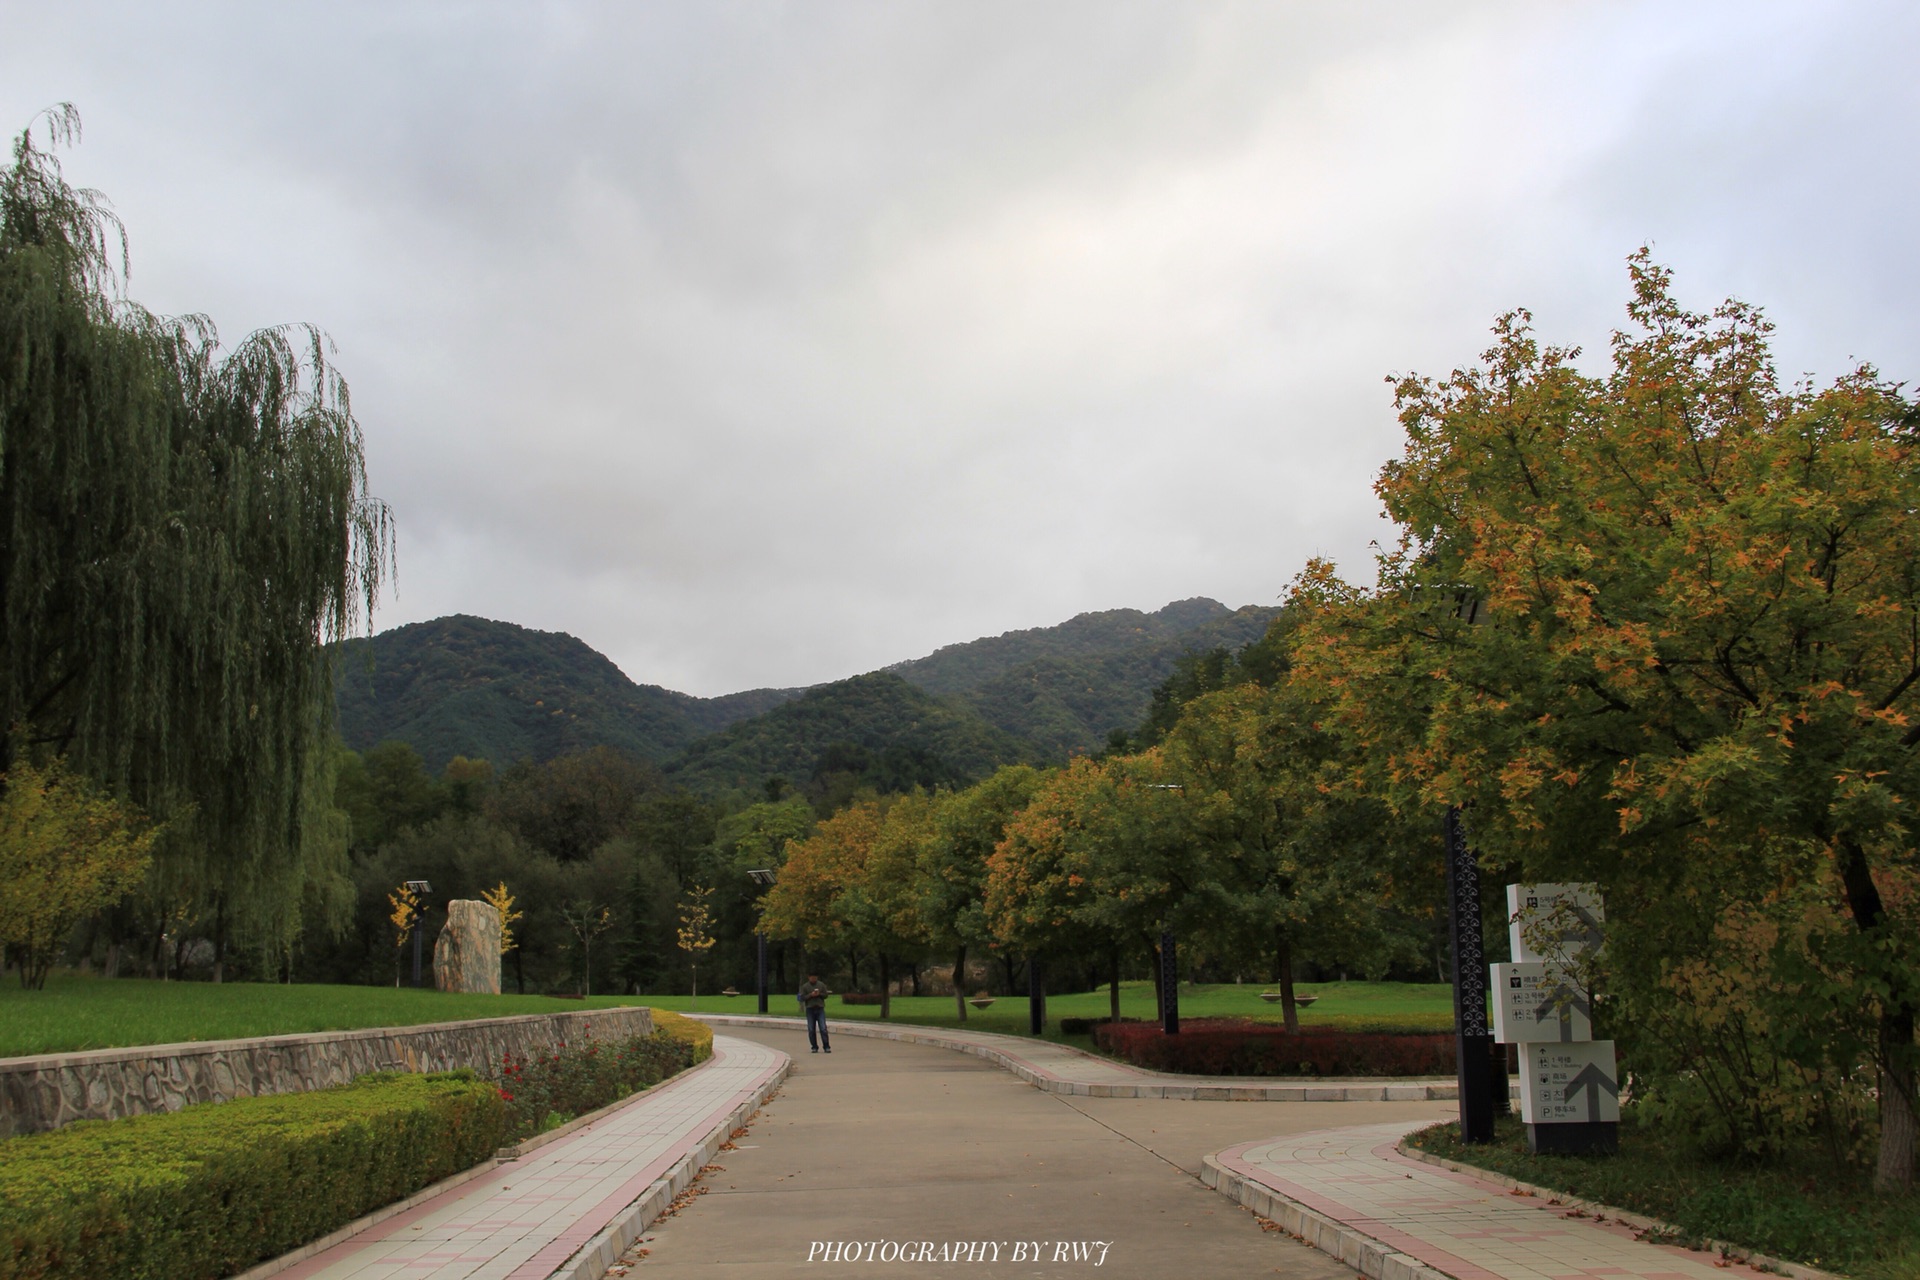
[5,2,1916,695]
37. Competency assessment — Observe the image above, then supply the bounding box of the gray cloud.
[5,1,1915,693]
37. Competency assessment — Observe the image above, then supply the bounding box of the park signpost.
[1493,883,1618,1153]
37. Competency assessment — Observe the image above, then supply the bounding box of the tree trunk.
[909,960,920,996]
[1277,936,1299,1033]
[1840,837,1916,1191]
[1878,1006,1917,1192]
[954,944,969,1022]
[1109,945,1121,1023]
[212,897,227,984]
[1001,953,1019,994]
[848,949,859,991]
[879,953,891,1020]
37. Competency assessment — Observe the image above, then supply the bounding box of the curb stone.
[1392,1141,1850,1280]
[688,1013,1463,1101]
[1200,1150,1452,1280]
[548,1046,788,1280]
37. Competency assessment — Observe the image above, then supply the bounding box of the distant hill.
[890,599,1282,755]
[331,615,799,772]
[662,671,1039,800]
[334,598,1283,780]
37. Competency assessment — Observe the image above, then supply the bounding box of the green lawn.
[661,978,1454,1050]
[1407,1115,1920,1280]
[1,974,1452,1058]
[0,973,648,1058]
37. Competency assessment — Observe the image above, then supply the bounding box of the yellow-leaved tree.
[0,758,159,988]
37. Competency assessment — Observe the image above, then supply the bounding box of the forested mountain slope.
[662,672,1039,801]
[891,599,1283,754]
[335,599,1281,775]
[331,615,799,772]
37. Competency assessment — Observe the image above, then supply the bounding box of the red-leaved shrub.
[1092,1018,1455,1076]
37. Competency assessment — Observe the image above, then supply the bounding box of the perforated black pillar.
[1446,807,1495,1143]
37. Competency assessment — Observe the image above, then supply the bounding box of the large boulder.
[434,900,502,994]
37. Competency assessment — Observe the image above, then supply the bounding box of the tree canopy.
[0,108,389,968]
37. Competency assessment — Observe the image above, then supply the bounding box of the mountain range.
[332,598,1281,797]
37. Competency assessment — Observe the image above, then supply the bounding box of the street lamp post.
[405,880,432,989]
[747,869,777,1015]
[1145,783,1184,1036]
[1428,583,1499,1143]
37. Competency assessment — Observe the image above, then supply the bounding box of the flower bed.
[1093,1017,1455,1076]
[0,1071,503,1280]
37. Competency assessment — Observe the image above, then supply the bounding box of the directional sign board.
[1490,962,1591,1044]
[1519,1040,1619,1125]
[1507,883,1605,964]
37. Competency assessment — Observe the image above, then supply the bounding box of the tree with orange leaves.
[1294,253,1920,1188]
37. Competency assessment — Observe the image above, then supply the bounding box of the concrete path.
[620,1023,1431,1279]
[689,1015,1816,1280]
[1206,1121,1803,1280]
[692,1012,1460,1101]
[265,1035,785,1280]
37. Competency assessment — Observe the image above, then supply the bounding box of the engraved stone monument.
[434,899,503,995]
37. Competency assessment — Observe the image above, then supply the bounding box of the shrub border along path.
[249,1033,785,1280]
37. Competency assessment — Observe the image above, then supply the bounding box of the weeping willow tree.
[0,107,391,975]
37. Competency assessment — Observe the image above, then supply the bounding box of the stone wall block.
[0,1006,652,1138]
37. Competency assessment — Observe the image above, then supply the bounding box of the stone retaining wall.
[0,1005,653,1139]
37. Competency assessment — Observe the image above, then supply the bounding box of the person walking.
[799,973,831,1053]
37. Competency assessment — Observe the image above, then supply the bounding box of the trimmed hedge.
[650,1008,714,1062]
[1060,1016,1144,1036]
[838,993,883,1005]
[1094,1018,1455,1076]
[0,1071,504,1280]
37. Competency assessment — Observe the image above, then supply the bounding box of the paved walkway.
[265,1035,786,1280]
[1207,1120,1811,1280]
[696,1015,1817,1280]
[691,1012,1459,1100]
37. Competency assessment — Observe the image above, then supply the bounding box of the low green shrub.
[494,1028,695,1140]
[838,993,883,1005]
[1093,1017,1455,1076]
[0,1071,504,1280]
[1059,1016,1142,1036]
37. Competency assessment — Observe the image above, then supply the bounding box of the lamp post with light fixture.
[405,880,432,988]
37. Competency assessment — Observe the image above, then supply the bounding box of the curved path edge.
[1391,1142,1847,1280]
[1201,1144,1450,1280]
[689,1012,1459,1101]
[1204,1122,1843,1280]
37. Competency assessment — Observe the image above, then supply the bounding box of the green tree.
[917,766,1043,1019]
[0,757,158,987]
[0,110,389,968]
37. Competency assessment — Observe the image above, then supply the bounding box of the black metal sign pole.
[1445,807,1495,1142]
[1159,930,1180,1035]
[1028,955,1045,1035]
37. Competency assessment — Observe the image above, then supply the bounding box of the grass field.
[0,974,649,1058]
[0,974,1453,1058]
